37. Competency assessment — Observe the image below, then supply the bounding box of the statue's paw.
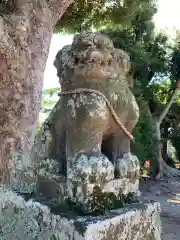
[115,153,140,179]
[67,153,114,184]
[115,157,128,178]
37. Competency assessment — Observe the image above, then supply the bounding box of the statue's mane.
[54,32,131,89]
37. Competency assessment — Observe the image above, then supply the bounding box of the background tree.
[101,2,180,178]
[55,0,157,33]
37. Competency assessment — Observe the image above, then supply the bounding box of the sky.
[43,0,180,89]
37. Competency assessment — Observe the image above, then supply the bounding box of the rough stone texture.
[36,157,139,205]
[37,174,139,205]
[66,178,139,204]
[67,153,115,184]
[38,158,60,176]
[81,201,162,240]
[37,174,66,203]
[0,187,161,240]
[8,151,36,194]
[37,174,139,206]
[36,159,65,203]
[25,32,161,240]
[0,0,72,185]
[31,31,140,180]
[115,153,140,179]
[0,187,81,240]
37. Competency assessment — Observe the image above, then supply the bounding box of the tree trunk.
[162,140,168,162]
[0,0,72,185]
[153,87,180,179]
[161,122,175,166]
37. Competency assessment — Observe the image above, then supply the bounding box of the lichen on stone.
[38,158,59,175]
[0,186,161,240]
[66,186,139,216]
[0,187,77,240]
[115,153,140,179]
[8,151,36,194]
[67,153,114,184]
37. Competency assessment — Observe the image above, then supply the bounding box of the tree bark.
[0,0,72,184]
[153,87,180,179]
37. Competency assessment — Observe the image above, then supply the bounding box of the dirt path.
[140,178,180,240]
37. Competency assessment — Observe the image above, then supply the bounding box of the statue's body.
[32,32,139,183]
[47,32,139,179]
[29,34,161,239]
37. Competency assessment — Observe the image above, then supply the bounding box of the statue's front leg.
[113,122,140,179]
[64,93,115,184]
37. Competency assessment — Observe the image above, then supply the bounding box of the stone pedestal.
[37,173,139,204]
[33,155,162,240]
[8,151,36,194]
[0,187,161,240]
[36,154,140,206]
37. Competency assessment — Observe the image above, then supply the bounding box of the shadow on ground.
[140,178,180,240]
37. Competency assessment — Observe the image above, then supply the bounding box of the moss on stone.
[17,184,138,217]
[66,186,139,216]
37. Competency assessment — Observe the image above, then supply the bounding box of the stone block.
[37,174,66,203]
[0,187,161,240]
[66,178,139,204]
[8,151,37,194]
[37,171,139,205]
[67,153,115,184]
[115,153,140,179]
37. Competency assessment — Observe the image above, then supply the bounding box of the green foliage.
[102,27,171,127]
[55,0,157,33]
[172,135,180,160]
[41,88,59,112]
[171,30,180,80]
[102,28,170,89]
[101,4,171,170]
[171,50,180,81]
[100,1,180,173]
[131,111,156,167]
[42,88,59,97]
[153,81,170,104]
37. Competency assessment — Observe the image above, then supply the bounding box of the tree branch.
[47,0,73,22]
[1,0,73,27]
[138,97,152,118]
[158,87,180,124]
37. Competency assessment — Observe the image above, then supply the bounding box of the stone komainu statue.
[38,32,139,179]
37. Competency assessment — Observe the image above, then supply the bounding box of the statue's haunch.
[58,88,134,141]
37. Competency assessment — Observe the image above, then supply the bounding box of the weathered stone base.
[67,178,139,204]
[0,187,161,240]
[8,151,37,194]
[37,173,139,204]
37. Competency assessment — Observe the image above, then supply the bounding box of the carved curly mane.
[54,32,131,91]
